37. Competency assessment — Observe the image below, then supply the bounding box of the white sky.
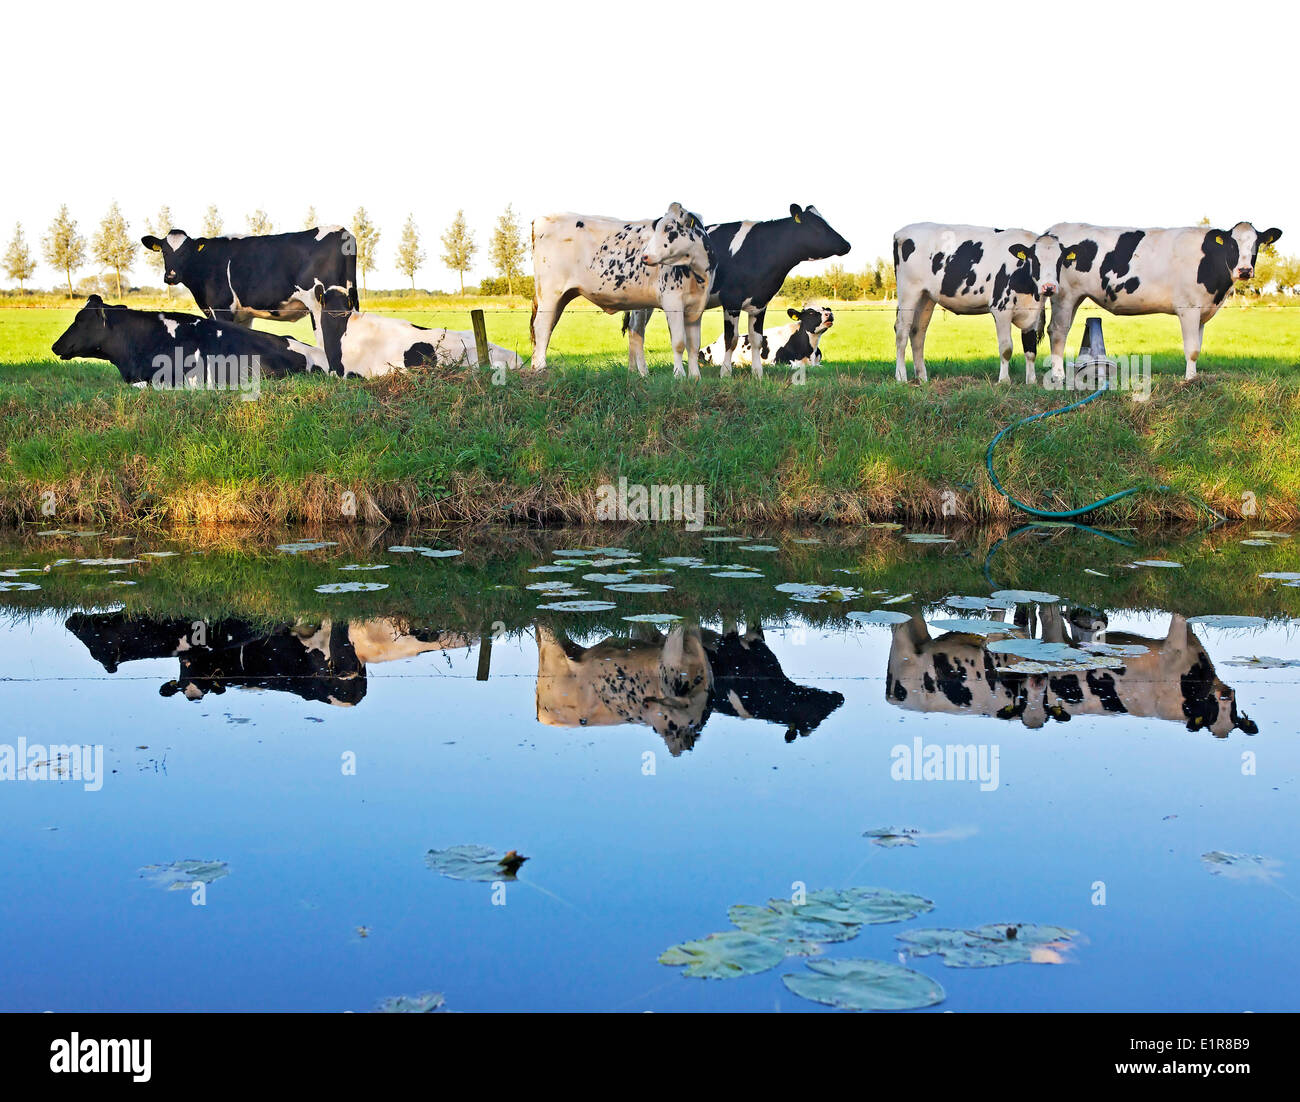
[5,0,1295,291]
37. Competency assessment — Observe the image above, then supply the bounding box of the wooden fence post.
[476,624,492,682]
[470,309,490,369]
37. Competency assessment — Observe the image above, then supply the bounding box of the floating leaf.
[990,588,1060,603]
[863,826,921,848]
[425,844,528,882]
[794,887,935,926]
[847,610,911,625]
[339,563,390,571]
[276,541,337,554]
[537,600,618,612]
[420,549,463,559]
[711,571,764,579]
[1240,539,1275,547]
[898,924,1078,967]
[737,544,780,552]
[660,556,705,566]
[582,572,634,583]
[1251,531,1292,539]
[315,581,388,593]
[529,564,573,573]
[944,596,1010,611]
[1258,572,1300,581]
[702,536,747,543]
[605,583,673,593]
[527,581,579,591]
[727,903,861,949]
[1130,560,1181,569]
[1200,851,1282,882]
[1081,641,1150,656]
[782,958,945,1011]
[376,992,445,1013]
[0,581,41,592]
[658,931,786,979]
[76,557,141,566]
[1222,655,1300,668]
[881,593,913,605]
[905,533,954,544]
[623,613,683,624]
[1187,615,1267,629]
[927,618,1018,637]
[140,859,230,891]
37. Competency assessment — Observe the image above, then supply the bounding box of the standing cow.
[622,204,851,378]
[140,226,358,327]
[531,203,716,377]
[893,224,1063,384]
[1045,222,1283,380]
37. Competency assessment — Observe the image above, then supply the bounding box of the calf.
[1045,222,1283,379]
[300,282,521,377]
[624,204,851,378]
[531,203,716,377]
[50,295,327,386]
[893,224,1062,383]
[140,226,358,327]
[700,305,833,368]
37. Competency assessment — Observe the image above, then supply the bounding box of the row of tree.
[0,204,532,297]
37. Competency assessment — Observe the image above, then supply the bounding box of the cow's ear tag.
[197,243,205,252]
[1215,235,1223,245]
[793,213,802,223]
[1015,249,1026,260]
[1066,251,1076,261]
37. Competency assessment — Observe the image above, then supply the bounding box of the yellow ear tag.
[197,243,205,252]
[1016,249,1026,260]
[1066,251,1076,261]
[1215,235,1223,245]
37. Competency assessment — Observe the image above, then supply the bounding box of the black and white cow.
[700,305,833,368]
[885,609,1256,737]
[623,204,850,378]
[531,203,716,377]
[300,282,522,377]
[1045,222,1283,380]
[50,296,327,386]
[893,224,1063,384]
[140,226,358,327]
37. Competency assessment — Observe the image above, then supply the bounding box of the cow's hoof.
[719,367,732,378]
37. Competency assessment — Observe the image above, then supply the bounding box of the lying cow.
[885,609,1256,737]
[534,623,714,755]
[700,305,833,368]
[141,226,358,328]
[299,282,522,377]
[893,224,1062,383]
[51,295,327,386]
[531,203,716,377]
[1045,222,1283,379]
[623,204,851,378]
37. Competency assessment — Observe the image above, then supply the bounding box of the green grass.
[2,298,1299,526]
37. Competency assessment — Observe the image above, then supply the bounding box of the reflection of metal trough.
[1069,315,1118,390]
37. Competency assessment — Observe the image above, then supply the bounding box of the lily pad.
[702,536,747,543]
[782,958,945,1011]
[944,596,1010,611]
[1200,851,1283,882]
[863,826,921,848]
[1222,655,1300,668]
[528,564,573,573]
[711,571,764,579]
[376,992,446,1013]
[315,582,388,593]
[76,557,142,566]
[140,859,230,890]
[727,903,861,949]
[1130,560,1181,568]
[536,600,618,612]
[582,573,634,583]
[1240,539,1275,546]
[660,556,704,566]
[658,931,786,979]
[1251,531,1292,539]
[1187,615,1267,629]
[737,544,780,552]
[1259,572,1300,581]
[847,610,912,625]
[339,563,390,571]
[793,887,935,926]
[605,582,673,593]
[623,613,683,624]
[898,923,1078,967]
[425,844,528,882]
[881,593,913,605]
[927,618,1018,637]
[276,540,337,554]
[420,549,463,559]
[905,533,955,544]
[989,588,1060,603]
[0,581,41,592]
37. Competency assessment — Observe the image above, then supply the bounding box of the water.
[0,522,1297,1011]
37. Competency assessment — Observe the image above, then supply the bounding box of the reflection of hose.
[986,383,1170,517]
[982,521,1136,590]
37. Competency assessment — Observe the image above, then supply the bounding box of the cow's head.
[1184,672,1258,738]
[642,203,713,277]
[1007,233,1064,299]
[51,295,111,360]
[787,305,834,334]
[1225,222,1283,281]
[788,204,851,258]
[140,229,196,285]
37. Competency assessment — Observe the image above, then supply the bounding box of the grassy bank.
[1,302,1298,526]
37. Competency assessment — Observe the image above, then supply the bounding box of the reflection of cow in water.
[885,608,1257,737]
[535,622,844,754]
[65,613,473,706]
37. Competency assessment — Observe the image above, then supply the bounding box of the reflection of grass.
[1,523,1296,635]
[2,303,1299,525]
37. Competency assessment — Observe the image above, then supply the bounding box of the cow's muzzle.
[164,272,179,284]
[1040,282,1058,296]
[1235,267,1254,280]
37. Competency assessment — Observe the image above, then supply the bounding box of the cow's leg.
[685,312,702,380]
[909,298,935,382]
[1047,295,1080,383]
[665,303,688,378]
[994,310,1014,384]
[747,309,764,381]
[719,310,740,377]
[530,287,576,372]
[1178,308,1203,379]
[626,309,649,377]
[1023,314,1043,385]
[893,296,914,382]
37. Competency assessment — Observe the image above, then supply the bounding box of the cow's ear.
[1260,227,1283,246]
[1008,245,1029,261]
[141,235,162,252]
[788,307,801,320]
[789,204,803,223]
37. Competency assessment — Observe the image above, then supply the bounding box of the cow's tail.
[620,312,630,336]
[529,222,538,345]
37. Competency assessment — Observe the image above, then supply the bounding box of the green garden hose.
[985,380,1170,519]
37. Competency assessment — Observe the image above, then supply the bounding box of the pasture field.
[1,298,1298,527]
